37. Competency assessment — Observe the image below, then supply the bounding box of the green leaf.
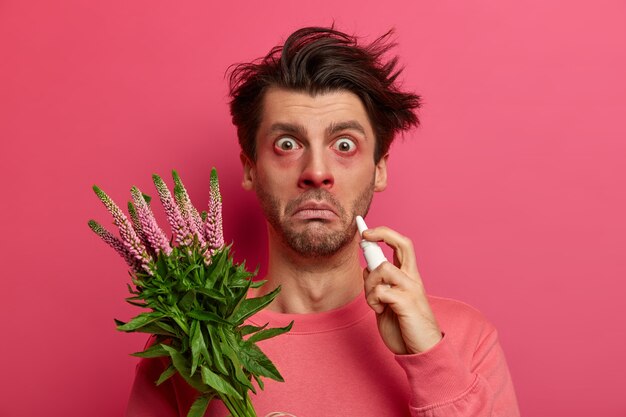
[115,316,176,336]
[195,287,227,304]
[155,321,178,336]
[181,263,202,281]
[179,290,196,312]
[207,325,228,375]
[200,365,243,400]
[219,334,255,393]
[230,263,256,284]
[239,323,267,337]
[156,254,168,277]
[223,278,252,319]
[156,364,177,385]
[190,320,208,376]
[229,277,253,288]
[188,310,231,326]
[168,312,190,336]
[161,344,208,392]
[131,322,177,337]
[238,341,284,382]
[131,343,170,358]
[125,298,149,308]
[116,312,162,332]
[187,395,210,417]
[249,279,267,289]
[247,321,294,344]
[232,278,253,303]
[229,286,282,325]
[253,374,264,391]
[205,248,229,288]
[189,320,199,375]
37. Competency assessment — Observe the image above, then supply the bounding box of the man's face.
[241,88,388,257]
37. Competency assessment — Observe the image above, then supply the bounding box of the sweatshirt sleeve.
[125,354,181,417]
[395,327,520,417]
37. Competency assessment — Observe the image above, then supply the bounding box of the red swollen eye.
[332,138,356,153]
[275,137,300,151]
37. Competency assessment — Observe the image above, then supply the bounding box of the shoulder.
[427,295,498,349]
[427,295,490,322]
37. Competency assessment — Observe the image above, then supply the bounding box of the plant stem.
[244,394,257,416]
[219,393,257,417]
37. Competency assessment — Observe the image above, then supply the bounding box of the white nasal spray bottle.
[356,215,388,271]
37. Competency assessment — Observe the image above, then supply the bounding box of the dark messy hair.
[227,26,421,162]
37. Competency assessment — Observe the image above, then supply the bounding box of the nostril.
[299,176,334,189]
[298,160,334,189]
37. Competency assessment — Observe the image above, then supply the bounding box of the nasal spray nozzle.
[356,216,388,271]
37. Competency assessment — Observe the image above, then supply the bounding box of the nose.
[297,148,334,190]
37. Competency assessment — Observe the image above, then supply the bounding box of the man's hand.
[362,226,443,355]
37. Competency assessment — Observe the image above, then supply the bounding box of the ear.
[374,153,389,192]
[240,152,256,191]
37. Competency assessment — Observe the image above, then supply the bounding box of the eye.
[332,137,356,153]
[275,137,300,151]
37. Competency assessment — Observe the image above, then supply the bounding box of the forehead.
[258,88,373,134]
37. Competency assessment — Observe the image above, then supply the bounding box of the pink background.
[1,0,625,416]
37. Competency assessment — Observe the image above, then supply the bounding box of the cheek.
[255,153,302,190]
[258,145,301,170]
[255,163,291,195]
[335,156,375,181]
[331,144,374,169]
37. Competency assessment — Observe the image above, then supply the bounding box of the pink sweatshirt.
[126,293,520,416]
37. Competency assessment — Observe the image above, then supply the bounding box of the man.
[126,26,520,416]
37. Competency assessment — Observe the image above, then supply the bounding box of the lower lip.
[292,209,337,220]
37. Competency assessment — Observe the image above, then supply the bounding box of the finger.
[363,262,409,297]
[364,277,414,315]
[362,266,380,312]
[362,226,419,278]
[365,280,394,314]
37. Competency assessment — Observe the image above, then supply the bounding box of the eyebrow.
[326,121,367,138]
[268,122,307,137]
[267,120,367,139]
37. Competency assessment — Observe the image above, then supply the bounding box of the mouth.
[292,201,338,221]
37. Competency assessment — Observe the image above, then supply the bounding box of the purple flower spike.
[152,174,192,246]
[128,201,151,251]
[131,186,172,256]
[172,170,206,247]
[204,168,224,257]
[88,220,139,270]
[92,186,150,269]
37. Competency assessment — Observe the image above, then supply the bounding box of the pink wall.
[1,1,625,415]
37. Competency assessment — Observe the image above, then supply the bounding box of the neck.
[256,225,364,314]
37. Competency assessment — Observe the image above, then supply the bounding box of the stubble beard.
[255,177,375,258]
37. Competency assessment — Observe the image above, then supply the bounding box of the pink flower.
[91,169,226,269]
[127,200,151,251]
[131,186,172,256]
[204,168,224,258]
[152,174,193,246]
[92,185,150,271]
[172,170,206,247]
[88,220,139,270]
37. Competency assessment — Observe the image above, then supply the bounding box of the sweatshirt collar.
[248,291,372,334]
